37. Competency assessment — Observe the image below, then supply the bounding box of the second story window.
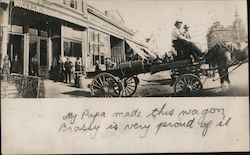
[64,0,77,9]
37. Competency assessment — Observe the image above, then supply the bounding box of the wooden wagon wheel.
[174,74,203,96]
[90,73,124,97]
[121,76,139,97]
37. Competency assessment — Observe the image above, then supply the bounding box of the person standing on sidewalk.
[95,60,101,73]
[31,56,39,76]
[64,57,72,83]
[1,55,11,80]
[74,57,81,87]
[57,57,64,82]
[11,54,20,73]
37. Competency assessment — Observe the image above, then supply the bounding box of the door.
[39,38,49,77]
[29,37,49,77]
[29,37,38,75]
[7,34,24,74]
[110,36,125,64]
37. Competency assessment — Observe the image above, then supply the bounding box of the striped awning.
[0,0,9,4]
[13,0,88,28]
[142,47,157,59]
[126,40,148,60]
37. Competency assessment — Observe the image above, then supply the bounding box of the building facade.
[0,0,151,77]
[206,9,247,49]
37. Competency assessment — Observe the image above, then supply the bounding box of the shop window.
[100,55,105,64]
[64,41,82,57]
[94,32,100,42]
[88,29,110,66]
[74,42,82,57]
[89,29,94,41]
[89,42,94,54]
[40,40,48,66]
[92,54,105,65]
[64,41,72,56]
[93,43,99,54]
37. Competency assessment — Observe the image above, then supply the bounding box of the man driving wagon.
[171,20,203,62]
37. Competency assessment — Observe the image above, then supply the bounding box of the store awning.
[13,0,88,28]
[126,40,148,59]
[142,47,157,59]
[0,0,9,4]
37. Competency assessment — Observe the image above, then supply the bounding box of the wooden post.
[0,4,9,64]
[61,25,64,57]
[48,23,52,69]
[23,22,29,76]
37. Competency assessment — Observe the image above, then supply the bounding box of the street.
[134,63,249,97]
[42,63,249,98]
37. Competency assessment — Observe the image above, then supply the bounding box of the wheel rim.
[174,74,203,96]
[91,73,123,97]
[121,77,138,97]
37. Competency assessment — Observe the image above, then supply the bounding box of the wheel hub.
[103,82,109,93]
[187,85,193,91]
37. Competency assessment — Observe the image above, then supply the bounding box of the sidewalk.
[43,79,92,98]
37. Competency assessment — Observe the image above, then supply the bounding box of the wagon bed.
[86,59,207,97]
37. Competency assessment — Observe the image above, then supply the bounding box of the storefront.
[1,0,88,77]
[1,0,153,77]
[86,6,153,71]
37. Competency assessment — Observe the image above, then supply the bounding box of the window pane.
[93,55,100,65]
[73,42,82,57]
[93,43,99,54]
[40,40,48,66]
[64,41,72,56]
[100,55,104,64]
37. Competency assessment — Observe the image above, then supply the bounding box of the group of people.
[50,56,83,87]
[171,20,203,61]
[95,57,116,73]
[1,55,22,79]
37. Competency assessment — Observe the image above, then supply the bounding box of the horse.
[204,41,248,89]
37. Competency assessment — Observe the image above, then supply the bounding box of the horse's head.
[205,42,248,65]
[230,42,248,62]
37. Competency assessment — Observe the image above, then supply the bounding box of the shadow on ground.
[140,79,249,97]
[62,90,91,97]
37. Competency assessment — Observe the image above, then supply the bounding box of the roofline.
[87,5,134,35]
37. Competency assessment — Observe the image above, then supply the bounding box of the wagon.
[86,58,211,97]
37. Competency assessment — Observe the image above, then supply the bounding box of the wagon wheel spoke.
[103,75,106,83]
[105,92,113,97]
[174,74,203,96]
[126,86,134,93]
[91,73,123,97]
[177,79,186,87]
[97,76,104,86]
[126,84,136,87]
[123,89,128,96]
[121,77,138,97]
[92,83,102,89]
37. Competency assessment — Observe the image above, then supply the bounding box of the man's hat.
[184,25,190,29]
[174,20,182,26]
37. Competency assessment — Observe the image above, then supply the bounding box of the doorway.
[29,36,49,77]
[110,36,125,64]
[7,34,24,74]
